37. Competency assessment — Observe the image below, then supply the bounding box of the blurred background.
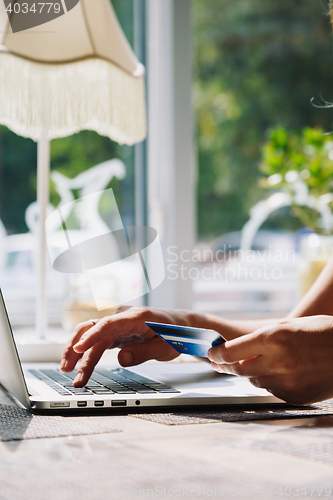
[1,0,333,334]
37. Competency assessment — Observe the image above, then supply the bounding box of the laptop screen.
[0,289,31,409]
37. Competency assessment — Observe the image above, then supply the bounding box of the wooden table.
[1,384,333,500]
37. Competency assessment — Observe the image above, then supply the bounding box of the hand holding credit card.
[145,322,226,358]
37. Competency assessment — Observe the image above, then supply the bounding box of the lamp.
[0,0,146,339]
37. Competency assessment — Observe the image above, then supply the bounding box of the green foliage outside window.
[194,0,333,240]
[1,1,333,239]
[259,126,333,234]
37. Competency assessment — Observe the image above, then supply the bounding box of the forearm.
[288,255,333,318]
[180,310,281,340]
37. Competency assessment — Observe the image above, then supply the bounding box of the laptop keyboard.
[28,368,180,396]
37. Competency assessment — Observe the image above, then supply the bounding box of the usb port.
[77,401,87,408]
[94,401,104,407]
[111,400,127,407]
[50,402,70,408]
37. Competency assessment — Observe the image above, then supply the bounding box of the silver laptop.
[0,289,285,411]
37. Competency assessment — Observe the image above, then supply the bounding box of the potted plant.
[259,126,333,294]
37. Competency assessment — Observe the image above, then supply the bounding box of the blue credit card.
[145,322,226,358]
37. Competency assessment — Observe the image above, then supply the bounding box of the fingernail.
[73,335,87,350]
[74,372,83,385]
[73,343,83,353]
[59,360,68,371]
[120,351,133,366]
[207,349,213,361]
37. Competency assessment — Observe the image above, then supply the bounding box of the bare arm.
[205,254,333,333]
[288,255,333,318]
[205,254,333,341]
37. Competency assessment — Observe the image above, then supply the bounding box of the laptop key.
[111,388,136,394]
[103,383,128,390]
[70,388,92,394]
[41,370,71,382]
[91,387,115,391]
[60,371,76,380]
[135,388,157,394]
[92,389,114,394]
[157,389,181,393]
[146,383,173,388]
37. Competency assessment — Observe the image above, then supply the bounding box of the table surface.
[1,351,333,500]
[1,393,333,500]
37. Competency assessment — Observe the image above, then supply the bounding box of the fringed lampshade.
[0,0,146,338]
[0,0,146,144]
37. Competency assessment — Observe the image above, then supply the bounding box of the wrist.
[170,310,242,341]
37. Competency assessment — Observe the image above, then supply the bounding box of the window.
[192,0,333,320]
[3,0,321,345]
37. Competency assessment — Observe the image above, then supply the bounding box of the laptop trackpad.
[129,361,272,398]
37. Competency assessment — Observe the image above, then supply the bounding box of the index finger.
[207,326,273,364]
[60,320,98,372]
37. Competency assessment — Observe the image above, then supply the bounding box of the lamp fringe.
[0,52,146,145]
